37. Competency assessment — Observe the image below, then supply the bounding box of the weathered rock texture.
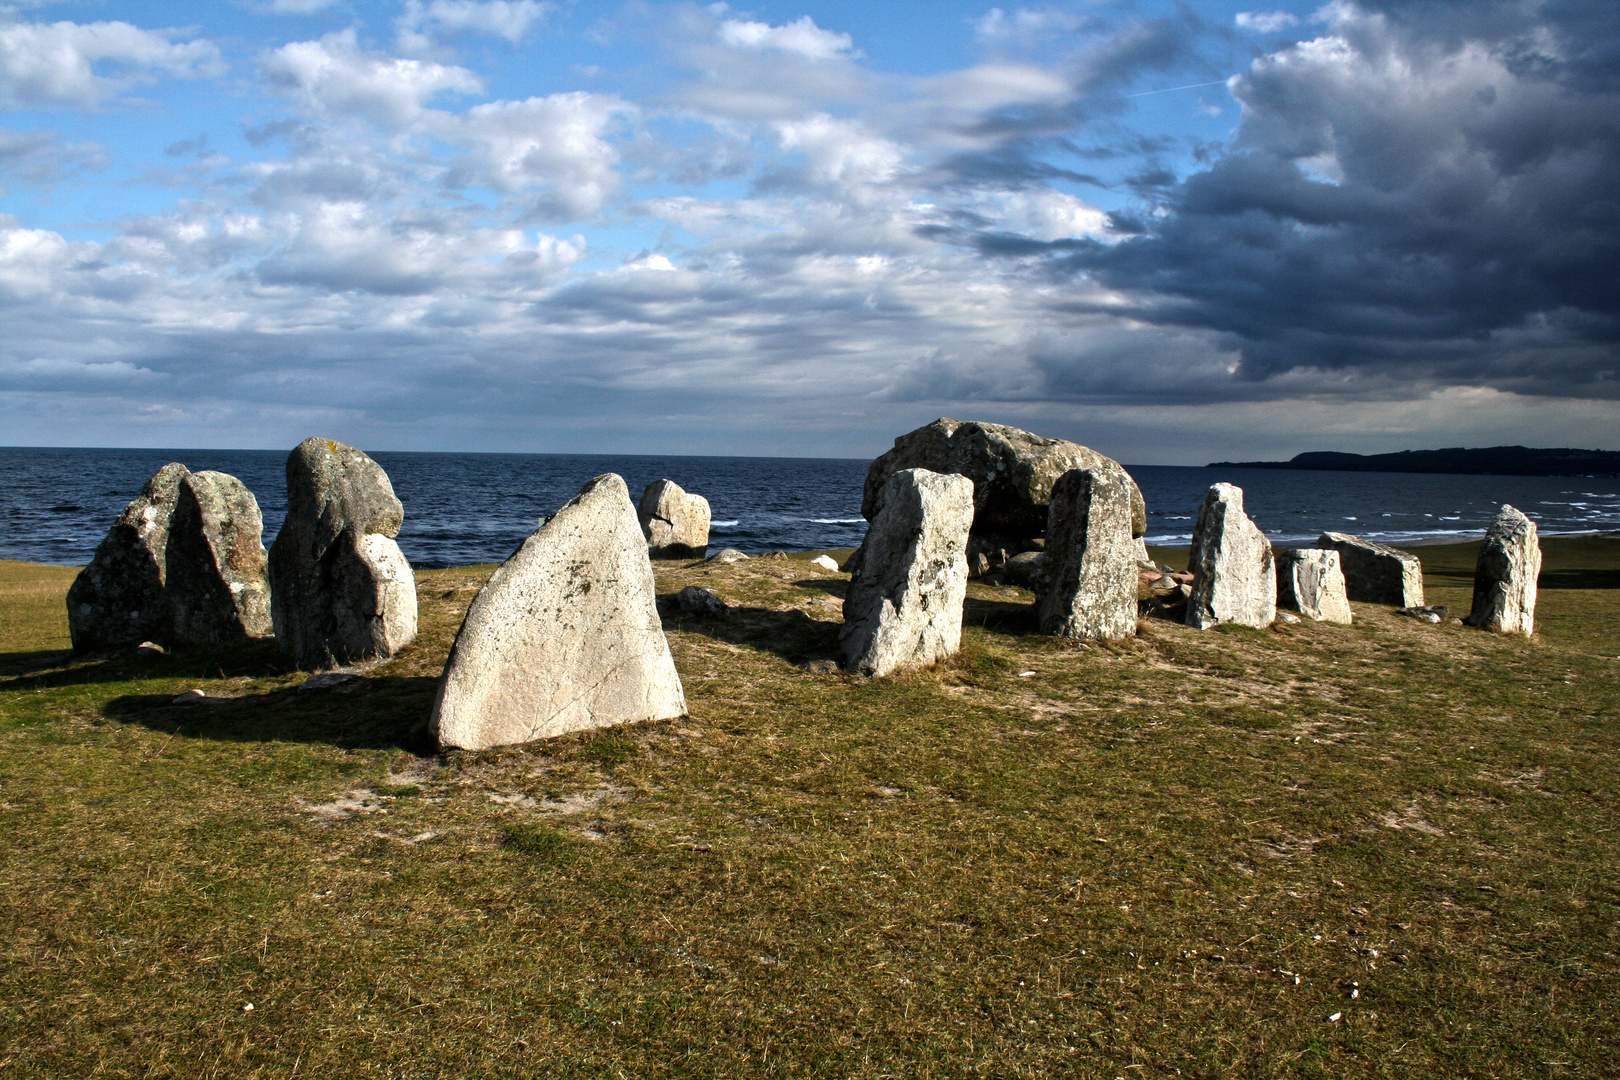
[638,479,711,559]
[1186,484,1276,630]
[1276,548,1353,625]
[67,464,274,651]
[1038,468,1137,640]
[67,463,191,651]
[862,419,1146,543]
[1317,532,1424,607]
[841,469,974,677]
[165,471,274,645]
[1465,504,1541,635]
[432,474,687,750]
[269,438,418,670]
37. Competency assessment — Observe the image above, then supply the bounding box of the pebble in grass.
[432,473,687,751]
[840,468,973,677]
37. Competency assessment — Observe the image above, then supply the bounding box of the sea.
[3,447,1618,569]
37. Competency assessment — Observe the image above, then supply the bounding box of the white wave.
[806,517,865,524]
[711,520,741,527]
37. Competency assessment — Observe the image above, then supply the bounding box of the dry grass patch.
[0,541,1616,1078]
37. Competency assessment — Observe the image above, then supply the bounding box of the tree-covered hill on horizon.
[1208,446,1620,478]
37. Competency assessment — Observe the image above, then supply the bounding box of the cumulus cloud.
[1054,0,1620,400]
[436,92,632,219]
[718,15,855,61]
[396,0,551,53]
[1234,11,1300,33]
[261,30,483,129]
[0,18,221,107]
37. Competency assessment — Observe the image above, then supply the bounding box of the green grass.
[0,541,1617,1078]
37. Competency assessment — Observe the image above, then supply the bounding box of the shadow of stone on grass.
[102,673,440,753]
[665,605,844,667]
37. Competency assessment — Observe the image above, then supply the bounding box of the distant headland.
[1208,446,1620,478]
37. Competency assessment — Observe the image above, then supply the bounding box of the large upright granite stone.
[638,478,711,559]
[1317,532,1424,607]
[66,463,190,651]
[1038,468,1136,640]
[862,419,1146,542]
[165,471,274,645]
[1276,548,1353,624]
[1465,504,1541,635]
[1186,483,1276,630]
[269,437,417,670]
[841,469,974,677]
[432,474,687,750]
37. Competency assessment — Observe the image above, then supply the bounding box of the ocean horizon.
[5,445,1618,570]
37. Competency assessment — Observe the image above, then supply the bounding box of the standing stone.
[66,463,190,651]
[1038,468,1137,640]
[841,469,974,676]
[862,419,1147,544]
[165,471,274,645]
[269,438,417,670]
[432,474,687,750]
[639,479,711,559]
[1276,548,1353,625]
[1186,484,1276,630]
[1317,532,1424,607]
[1465,504,1541,635]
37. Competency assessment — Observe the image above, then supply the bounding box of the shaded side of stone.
[66,463,190,652]
[841,469,974,677]
[1276,547,1353,624]
[269,437,417,669]
[862,418,1147,540]
[639,478,711,559]
[1317,531,1424,607]
[1038,468,1136,640]
[432,473,687,751]
[165,471,273,646]
[1465,504,1541,635]
[1186,483,1276,630]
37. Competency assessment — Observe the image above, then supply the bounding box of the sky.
[0,0,1615,464]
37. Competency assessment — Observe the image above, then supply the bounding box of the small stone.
[638,478,711,559]
[810,554,839,571]
[298,671,360,692]
[1318,532,1424,607]
[135,641,165,656]
[1003,550,1050,592]
[797,658,840,674]
[1186,484,1276,630]
[1400,604,1450,624]
[765,551,789,560]
[173,688,208,704]
[677,586,728,614]
[706,548,750,564]
[1465,504,1541,636]
[432,474,686,751]
[841,469,974,677]
[1276,610,1302,624]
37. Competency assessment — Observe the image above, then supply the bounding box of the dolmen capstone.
[432,473,687,750]
[66,463,272,650]
[268,438,417,670]
[841,468,973,676]
[1465,504,1541,635]
[638,478,711,559]
[1037,468,1136,640]
[1276,548,1353,624]
[862,419,1146,577]
[1186,483,1276,630]
[1317,532,1424,607]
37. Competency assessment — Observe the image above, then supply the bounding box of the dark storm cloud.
[1039,0,1620,398]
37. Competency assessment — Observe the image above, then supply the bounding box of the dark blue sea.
[3,447,1617,568]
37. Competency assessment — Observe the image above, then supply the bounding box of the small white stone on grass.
[810,554,839,571]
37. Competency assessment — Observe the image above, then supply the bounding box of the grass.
[0,541,1616,1078]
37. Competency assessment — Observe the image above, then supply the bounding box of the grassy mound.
[1,542,1616,1078]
